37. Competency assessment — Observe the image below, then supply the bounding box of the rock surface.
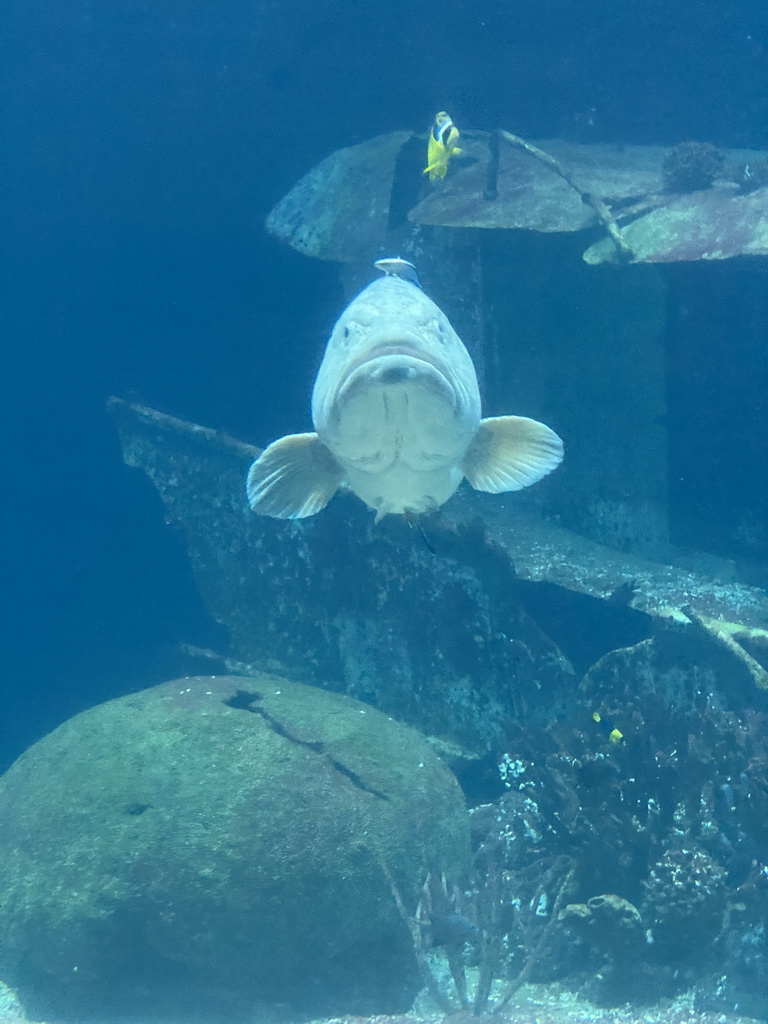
[0,675,469,1021]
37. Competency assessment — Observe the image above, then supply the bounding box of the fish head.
[310,276,482,515]
[312,276,480,432]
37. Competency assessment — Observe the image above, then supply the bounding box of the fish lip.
[336,348,453,404]
[337,342,449,392]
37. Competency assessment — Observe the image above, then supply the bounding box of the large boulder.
[0,675,469,1022]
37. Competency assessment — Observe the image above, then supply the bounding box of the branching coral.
[662,141,725,192]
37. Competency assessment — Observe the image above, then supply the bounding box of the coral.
[559,894,644,957]
[462,622,768,1011]
[662,142,725,192]
[730,159,768,193]
[642,834,727,958]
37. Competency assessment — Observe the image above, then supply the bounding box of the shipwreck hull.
[265,131,768,563]
[109,399,768,762]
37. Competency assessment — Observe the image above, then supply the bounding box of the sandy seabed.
[1,983,759,1024]
[313,982,760,1024]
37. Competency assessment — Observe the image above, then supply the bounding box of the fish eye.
[343,326,350,339]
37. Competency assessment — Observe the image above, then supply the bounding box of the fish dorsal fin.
[246,433,343,519]
[463,415,564,493]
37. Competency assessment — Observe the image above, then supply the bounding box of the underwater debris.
[496,130,633,261]
[682,606,768,691]
[109,398,768,761]
[107,399,768,1014]
[265,130,413,262]
[661,141,725,193]
[266,129,768,265]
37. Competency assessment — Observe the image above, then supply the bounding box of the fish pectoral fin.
[246,433,342,519]
[463,416,564,493]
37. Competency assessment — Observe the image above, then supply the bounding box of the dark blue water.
[2,0,767,770]
[4,5,768,1023]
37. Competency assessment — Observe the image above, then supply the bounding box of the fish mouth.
[336,342,454,402]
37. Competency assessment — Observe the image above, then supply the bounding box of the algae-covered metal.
[108,399,768,753]
[583,183,768,264]
[266,130,768,265]
[266,130,413,262]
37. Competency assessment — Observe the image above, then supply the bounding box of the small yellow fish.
[592,711,625,746]
[424,111,462,181]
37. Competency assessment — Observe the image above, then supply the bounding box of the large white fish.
[246,259,563,520]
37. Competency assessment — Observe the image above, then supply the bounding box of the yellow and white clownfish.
[423,111,462,181]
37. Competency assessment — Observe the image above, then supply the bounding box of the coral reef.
[423,624,768,1015]
[643,835,727,959]
[662,142,725,192]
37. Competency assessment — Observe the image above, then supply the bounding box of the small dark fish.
[608,579,638,606]
[430,912,480,948]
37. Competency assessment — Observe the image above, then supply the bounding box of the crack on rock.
[223,689,388,800]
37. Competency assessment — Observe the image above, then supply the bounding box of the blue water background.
[2,0,768,768]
